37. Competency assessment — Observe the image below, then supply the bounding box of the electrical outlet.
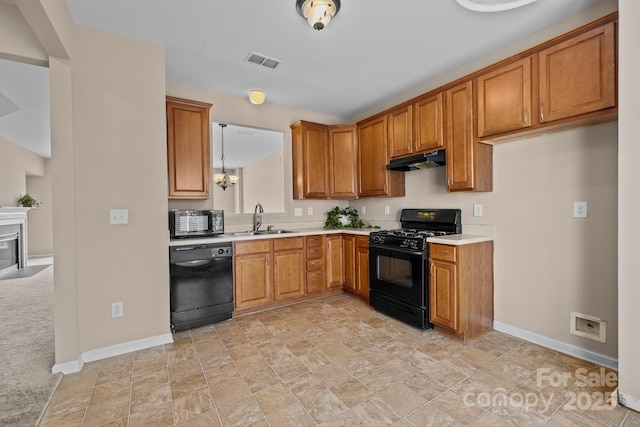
[109,209,128,224]
[473,204,483,217]
[384,205,390,215]
[111,301,123,318]
[573,201,588,218]
[307,207,313,216]
[361,206,366,215]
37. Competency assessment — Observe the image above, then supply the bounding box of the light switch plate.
[109,209,128,224]
[473,204,483,217]
[384,205,390,215]
[294,208,303,217]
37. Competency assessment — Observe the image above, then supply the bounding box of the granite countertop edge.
[426,234,494,246]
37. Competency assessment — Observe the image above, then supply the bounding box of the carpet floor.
[0,263,61,427]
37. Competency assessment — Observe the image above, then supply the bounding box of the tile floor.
[40,293,639,426]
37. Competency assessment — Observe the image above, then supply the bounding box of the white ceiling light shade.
[455,0,538,12]
[249,89,266,105]
[296,0,341,31]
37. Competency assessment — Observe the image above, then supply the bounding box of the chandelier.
[296,0,341,31]
[213,123,239,191]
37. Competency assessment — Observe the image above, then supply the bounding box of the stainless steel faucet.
[253,203,264,231]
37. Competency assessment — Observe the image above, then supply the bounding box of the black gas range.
[369,208,462,329]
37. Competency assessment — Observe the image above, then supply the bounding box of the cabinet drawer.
[274,236,304,251]
[307,270,324,284]
[307,259,324,271]
[234,240,271,255]
[430,244,456,262]
[306,247,324,260]
[306,235,323,247]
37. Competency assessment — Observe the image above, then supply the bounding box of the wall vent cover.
[245,52,281,69]
[570,311,606,343]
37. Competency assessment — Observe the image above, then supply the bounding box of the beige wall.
[0,135,45,205]
[25,158,53,255]
[242,150,285,214]
[0,2,47,65]
[618,0,640,410]
[71,24,169,352]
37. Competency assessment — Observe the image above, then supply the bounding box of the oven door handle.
[368,243,424,256]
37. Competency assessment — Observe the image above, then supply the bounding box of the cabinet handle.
[524,108,529,126]
[540,103,545,122]
[383,183,387,193]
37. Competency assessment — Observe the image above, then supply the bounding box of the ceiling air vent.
[245,52,281,69]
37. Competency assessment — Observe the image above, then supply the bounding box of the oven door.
[369,243,427,308]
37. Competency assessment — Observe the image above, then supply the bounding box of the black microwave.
[169,210,224,239]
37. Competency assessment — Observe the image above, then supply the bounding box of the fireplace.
[0,207,30,278]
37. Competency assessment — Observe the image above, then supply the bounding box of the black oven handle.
[368,243,424,256]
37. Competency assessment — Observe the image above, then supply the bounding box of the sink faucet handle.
[267,225,274,231]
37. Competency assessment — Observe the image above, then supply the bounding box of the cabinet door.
[328,125,358,199]
[274,249,305,300]
[388,105,413,159]
[414,93,444,153]
[166,97,212,199]
[235,253,271,309]
[477,57,532,137]
[355,237,370,298]
[342,235,356,291]
[429,260,458,332]
[326,235,344,288]
[539,22,615,123]
[445,81,475,191]
[358,116,405,197]
[291,121,329,199]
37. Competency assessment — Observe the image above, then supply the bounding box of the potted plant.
[17,193,41,209]
[324,206,379,229]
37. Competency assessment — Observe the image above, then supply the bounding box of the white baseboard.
[52,358,83,375]
[619,391,640,412]
[493,320,618,370]
[52,332,173,375]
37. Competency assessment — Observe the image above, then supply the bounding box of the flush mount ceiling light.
[296,0,341,31]
[455,0,538,12]
[249,90,266,105]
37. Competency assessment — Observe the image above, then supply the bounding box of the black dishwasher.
[169,242,233,332]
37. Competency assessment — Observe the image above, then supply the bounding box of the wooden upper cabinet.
[476,57,533,138]
[358,116,405,198]
[328,125,358,199]
[166,97,212,199]
[445,81,493,192]
[291,120,330,199]
[539,22,616,123]
[388,105,413,159]
[413,93,444,153]
[445,81,475,191]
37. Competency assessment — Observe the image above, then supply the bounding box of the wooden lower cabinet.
[429,241,493,340]
[273,238,305,301]
[234,241,272,310]
[234,237,305,310]
[306,235,325,294]
[326,235,344,289]
[342,234,370,300]
[355,236,370,298]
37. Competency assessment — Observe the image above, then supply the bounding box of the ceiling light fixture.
[213,123,239,191]
[249,90,266,105]
[296,0,341,31]
[455,0,538,12]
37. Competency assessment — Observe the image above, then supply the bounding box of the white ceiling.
[0,0,604,159]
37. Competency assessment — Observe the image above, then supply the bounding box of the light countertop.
[427,234,493,246]
[169,228,375,246]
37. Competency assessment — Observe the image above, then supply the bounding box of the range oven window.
[377,255,413,289]
[370,245,426,307]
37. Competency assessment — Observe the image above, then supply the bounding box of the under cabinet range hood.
[386,150,446,171]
